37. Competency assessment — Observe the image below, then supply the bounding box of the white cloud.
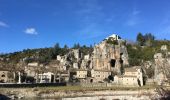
[0,21,8,27]
[24,28,38,35]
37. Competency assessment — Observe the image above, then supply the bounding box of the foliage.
[106,37,118,45]
[73,43,80,49]
[145,66,155,78]
[128,33,170,66]
[137,33,145,46]
[0,42,93,66]
[136,33,155,46]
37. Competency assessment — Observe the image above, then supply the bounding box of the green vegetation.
[0,85,160,92]
[136,33,155,46]
[127,33,170,66]
[106,37,118,45]
[1,32,170,78]
[0,43,93,66]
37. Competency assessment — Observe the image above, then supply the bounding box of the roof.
[115,75,137,78]
[123,75,137,78]
[69,68,88,72]
[125,66,141,72]
[0,70,9,72]
[0,67,10,71]
[92,69,112,72]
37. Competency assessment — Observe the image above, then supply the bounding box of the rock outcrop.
[154,45,170,85]
[92,34,129,74]
[56,34,129,75]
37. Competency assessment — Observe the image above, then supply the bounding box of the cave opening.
[110,59,116,67]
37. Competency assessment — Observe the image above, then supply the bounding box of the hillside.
[0,33,170,80]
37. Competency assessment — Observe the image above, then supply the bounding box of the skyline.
[1,0,170,53]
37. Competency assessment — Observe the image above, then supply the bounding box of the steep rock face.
[154,53,170,84]
[154,45,170,85]
[54,34,129,75]
[92,34,129,74]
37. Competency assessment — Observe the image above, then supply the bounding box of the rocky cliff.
[55,34,129,74]
[92,34,129,74]
[154,45,170,85]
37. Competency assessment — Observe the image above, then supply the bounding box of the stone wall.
[80,83,138,88]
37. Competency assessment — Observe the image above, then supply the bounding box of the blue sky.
[0,0,170,53]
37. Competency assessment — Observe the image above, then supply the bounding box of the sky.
[0,0,170,53]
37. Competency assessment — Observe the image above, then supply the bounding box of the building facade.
[37,72,54,83]
[114,66,143,86]
[91,69,111,83]
[0,71,9,83]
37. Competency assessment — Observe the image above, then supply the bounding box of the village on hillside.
[0,34,170,87]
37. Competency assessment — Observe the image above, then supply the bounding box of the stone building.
[84,54,90,60]
[37,72,55,83]
[105,34,122,40]
[114,66,143,86]
[0,70,10,83]
[24,66,37,78]
[27,62,39,67]
[56,71,69,83]
[73,63,78,69]
[69,69,88,79]
[154,51,170,85]
[73,49,82,61]
[90,69,111,83]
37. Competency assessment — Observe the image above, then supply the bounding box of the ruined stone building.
[154,45,170,85]
[0,70,10,83]
[0,70,14,83]
[56,71,69,83]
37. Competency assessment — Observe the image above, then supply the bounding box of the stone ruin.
[154,45,170,85]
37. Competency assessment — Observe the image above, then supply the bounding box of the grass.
[35,85,158,92]
[1,84,169,92]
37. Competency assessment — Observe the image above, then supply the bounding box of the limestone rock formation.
[154,45,170,85]
[92,34,129,74]
[56,34,129,75]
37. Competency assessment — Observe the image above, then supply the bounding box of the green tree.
[144,33,155,46]
[137,32,145,46]
[64,44,68,49]
[73,43,80,49]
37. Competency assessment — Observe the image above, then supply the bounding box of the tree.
[137,33,145,46]
[144,33,155,46]
[64,44,68,49]
[51,43,61,59]
[73,43,80,49]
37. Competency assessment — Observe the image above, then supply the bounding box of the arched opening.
[1,74,5,77]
